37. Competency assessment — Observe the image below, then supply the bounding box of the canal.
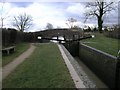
[74,57,109,88]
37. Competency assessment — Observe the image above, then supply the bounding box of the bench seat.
[2,46,15,55]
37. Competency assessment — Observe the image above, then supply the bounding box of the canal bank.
[60,44,108,88]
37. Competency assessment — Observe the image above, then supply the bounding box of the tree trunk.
[98,16,103,33]
[98,4,104,33]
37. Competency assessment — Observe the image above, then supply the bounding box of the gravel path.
[2,44,36,80]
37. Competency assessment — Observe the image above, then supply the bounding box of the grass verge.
[81,33,119,56]
[3,44,75,88]
[2,43,30,67]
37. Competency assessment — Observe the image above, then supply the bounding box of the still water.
[74,57,109,88]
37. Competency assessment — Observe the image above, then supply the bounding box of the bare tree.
[66,18,77,28]
[84,0,116,33]
[12,13,33,32]
[46,23,53,29]
[0,1,5,28]
[0,1,10,29]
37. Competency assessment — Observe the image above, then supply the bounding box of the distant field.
[3,44,75,88]
[81,33,119,56]
[2,43,30,66]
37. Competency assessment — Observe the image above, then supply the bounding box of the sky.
[0,1,119,32]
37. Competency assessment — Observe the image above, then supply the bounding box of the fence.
[79,43,119,88]
[2,28,37,47]
[104,29,120,39]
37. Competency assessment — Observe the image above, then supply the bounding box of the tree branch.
[12,13,33,32]
[103,2,114,9]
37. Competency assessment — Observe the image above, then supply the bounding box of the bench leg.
[7,50,9,55]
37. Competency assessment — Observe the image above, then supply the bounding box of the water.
[74,57,109,88]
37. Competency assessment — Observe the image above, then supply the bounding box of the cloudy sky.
[0,1,119,32]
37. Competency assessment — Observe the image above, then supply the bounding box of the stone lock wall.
[79,43,118,88]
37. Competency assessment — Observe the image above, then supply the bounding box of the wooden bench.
[2,46,15,55]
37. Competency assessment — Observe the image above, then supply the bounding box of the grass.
[81,33,119,57]
[2,43,30,67]
[3,44,75,88]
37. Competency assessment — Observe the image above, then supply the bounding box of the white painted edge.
[57,44,86,88]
